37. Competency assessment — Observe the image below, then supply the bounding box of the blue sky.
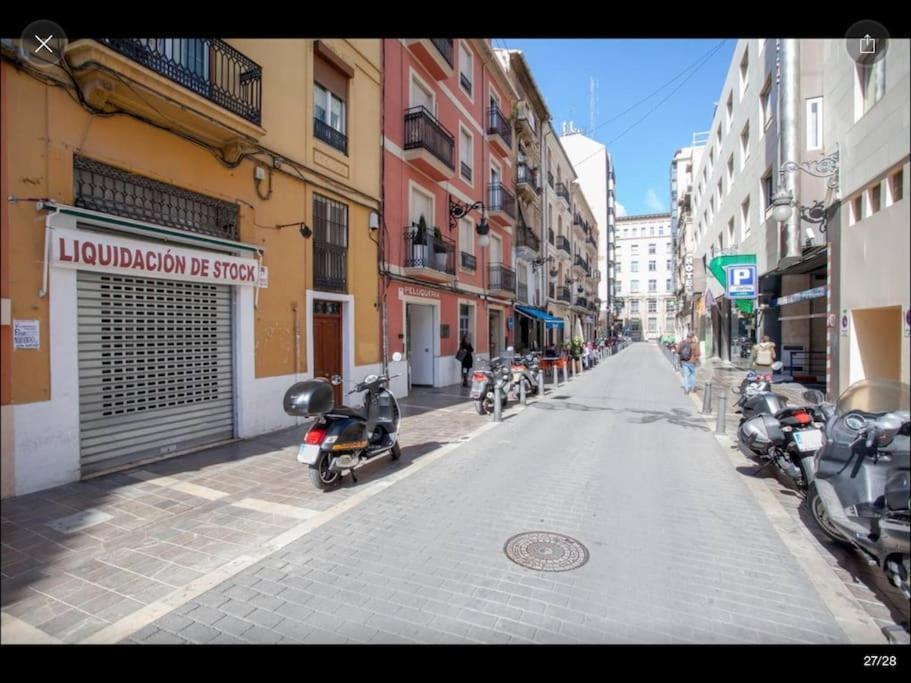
[497,39,736,217]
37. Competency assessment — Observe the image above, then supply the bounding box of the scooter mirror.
[330,374,343,386]
[802,389,825,404]
[771,361,784,371]
[391,352,403,362]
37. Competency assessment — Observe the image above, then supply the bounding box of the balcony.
[486,104,513,157]
[403,226,456,282]
[555,182,571,206]
[515,101,538,142]
[556,235,571,258]
[406,39,454,81]
[488,183,516,226]
[556,285,572,304]
[314,243,347,292]
[403,106,455,181]
[515,163,540,202]
[488,263,516,296]
[574,255,590,276]
[67,38,265,156]
[549,283,556,300]
[518,281,529,303]
[575,296,588,310]
[548,228,555,245]
[547,171,554,189]
[461,251,477,271]
[314,118,347,155]
[515,222,541,261]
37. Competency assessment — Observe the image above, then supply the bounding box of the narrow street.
[111,344,857,644]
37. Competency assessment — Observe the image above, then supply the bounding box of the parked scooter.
[283,352,404,490]
[512,353,542,396]
[806,379,910,598]
[733,361,786,423]
[470,357,512,415]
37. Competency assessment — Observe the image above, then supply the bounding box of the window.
[867,184,881,216]
[631,300,640,313]
[760,77,773,131]
[850,195,863,225]
[650,226,655,236]
[658,226,664,235]
[648,260,656,271]
[665,316,675,331]
[761,169,774,215]
[741,196,751,238]
[717,179,723,204]
[666,300,675,312]
[740,121,750,170]
[459,303,475,343]
[460,128,473,182]
[666,259,672,270]
[726,91,734,132]
[648,318,658,333]
[648,243,656,255]
[631,280,640,293]
[459,218,474,258]
[314,82,347,154]
[648,299,657,313]
[616,281,622,293]
[727,154,734,190]
[631,244,639,256]
[739,47,749,98]
[858,58,885,116]
[459,42,473,96]
[631,261,639,272]
[648,279,657,292]
[806,97,823,150]
[666,278,672,291]
[615,263,622,273]
[887,169,904,205]
[666,242,671,253]
[715,126,722,148]
[313,194,349,292]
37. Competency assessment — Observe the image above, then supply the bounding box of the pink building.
[382,39,518,391]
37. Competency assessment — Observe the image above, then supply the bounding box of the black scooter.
[807,379,910,599]
[283,352,404,490]
[470,357,511,415]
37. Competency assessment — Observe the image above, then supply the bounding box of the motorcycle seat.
[327,405,368,419]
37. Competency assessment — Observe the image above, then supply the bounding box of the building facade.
[670,142,705,338]
[560,128,615,338]
[0,38,383,496]
[571,183,601,342]
[821,38,909,392]
[614,214,675,341]
[381,39,518,395]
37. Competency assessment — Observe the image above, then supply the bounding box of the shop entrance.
[407,303,435,386]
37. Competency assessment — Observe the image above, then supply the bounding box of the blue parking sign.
[725,265,756,299]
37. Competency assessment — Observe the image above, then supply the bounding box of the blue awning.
[515,305,565,328]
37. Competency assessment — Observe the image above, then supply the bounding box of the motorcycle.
[733,361,785,423]
[806,379,910,599]
[511,353,542,396]
[471,357,512,415]
[738,336,754,359]
[283,352,404,490]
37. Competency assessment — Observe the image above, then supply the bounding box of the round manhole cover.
[504,532,589,572]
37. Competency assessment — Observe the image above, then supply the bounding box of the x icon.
[34,34,54,55]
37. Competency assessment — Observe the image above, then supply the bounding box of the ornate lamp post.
[449,196,490,247]
[770,146,840,235]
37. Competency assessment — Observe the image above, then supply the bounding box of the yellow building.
[0,38,382,496]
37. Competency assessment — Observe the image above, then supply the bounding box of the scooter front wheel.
[390,442,401,460]
[308,451,342,490]
[808,484,851,545]
[475,398,491,415]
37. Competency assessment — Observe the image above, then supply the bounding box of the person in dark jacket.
[458,334,474,386]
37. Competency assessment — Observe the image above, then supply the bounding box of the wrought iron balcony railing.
[460,72,472,95]
[574,255,590,275]
[557,285,572,303]
[487,104,513,148]
[488,263,516,292]
[556,235,571,256]
[431,39,454,66]
[314,118,348,155]
[460,161,472,182]
[549,283,556,299]
[404,226,455,275]
[575,296,588,308]
[314,243,347,292]
[516,163,540,194]
[547,171,554,188]
[461,251,477,270]
[518,282,529,303]
[555,182,570,204]
[548,228,555,245]
[404,106,455,169]
[516,222,541,253]
[488,183,516,219]
[98,38,263,124]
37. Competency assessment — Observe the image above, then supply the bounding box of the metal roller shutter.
[77,271,235,476]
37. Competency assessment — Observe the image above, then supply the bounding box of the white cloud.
[615,201,627,217]
[644,189,666,213]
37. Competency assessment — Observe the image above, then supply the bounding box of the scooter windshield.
[835,379,911,415]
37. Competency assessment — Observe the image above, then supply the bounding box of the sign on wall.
[51,226,261,286]
[841,309,850,337]
[684,255,694,293]
[401,286,440,299]
[725,265,757,299]
[13,320,40,349]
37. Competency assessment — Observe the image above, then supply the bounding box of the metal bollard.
[493,383,503,422]
[701,383,713,415]
[520,377,527,406]
[563,363,569,384]
[537,369,545,396]
[715,392,727,434]
[553,364,559,387]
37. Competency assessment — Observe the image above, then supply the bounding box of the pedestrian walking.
[753,335,777,369]
[678,333,701,394]
[456,334,474,387]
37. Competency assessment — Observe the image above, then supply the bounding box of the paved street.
[123,344,855,644]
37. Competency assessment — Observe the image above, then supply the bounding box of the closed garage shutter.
[77,271,235,476]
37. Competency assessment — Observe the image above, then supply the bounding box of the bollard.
[715,392,727,434]
[563,363,569,384]
[701,383,713,415]
[553,364,559,387]
[520,377,527,406]
[493,382,503,422]
[537,369,545,396]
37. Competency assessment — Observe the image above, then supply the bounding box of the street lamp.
[771,146,840,226]
[449,196,490,247]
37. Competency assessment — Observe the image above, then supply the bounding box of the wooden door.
[313,301,343,405]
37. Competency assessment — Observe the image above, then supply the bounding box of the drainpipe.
[781,39,801,260]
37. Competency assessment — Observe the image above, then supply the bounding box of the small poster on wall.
[13,320,40,349]
[840,310,849,337]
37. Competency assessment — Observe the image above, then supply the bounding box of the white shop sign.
[51,226,260,286]
[13,319,40,349]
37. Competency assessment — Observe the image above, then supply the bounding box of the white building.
[670,141,705,338]
[614,213,675,341]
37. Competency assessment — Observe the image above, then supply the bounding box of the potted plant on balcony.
[432,226,448,271]
[414,215,431,267]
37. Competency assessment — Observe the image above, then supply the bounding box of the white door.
[408,303,435,386]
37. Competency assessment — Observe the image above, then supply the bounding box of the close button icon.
[18,20,68,69]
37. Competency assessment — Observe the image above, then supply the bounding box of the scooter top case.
[284,379,334,417]
[739,413,786,454]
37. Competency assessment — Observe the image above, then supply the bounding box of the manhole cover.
[503,532,589,572]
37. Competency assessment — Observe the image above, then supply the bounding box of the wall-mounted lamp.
[276,220,313,239]
[771,146,840,225]
[449,196,490,247]
[369,211,380,231]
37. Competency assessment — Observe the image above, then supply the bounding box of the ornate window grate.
[73,155,239,241]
